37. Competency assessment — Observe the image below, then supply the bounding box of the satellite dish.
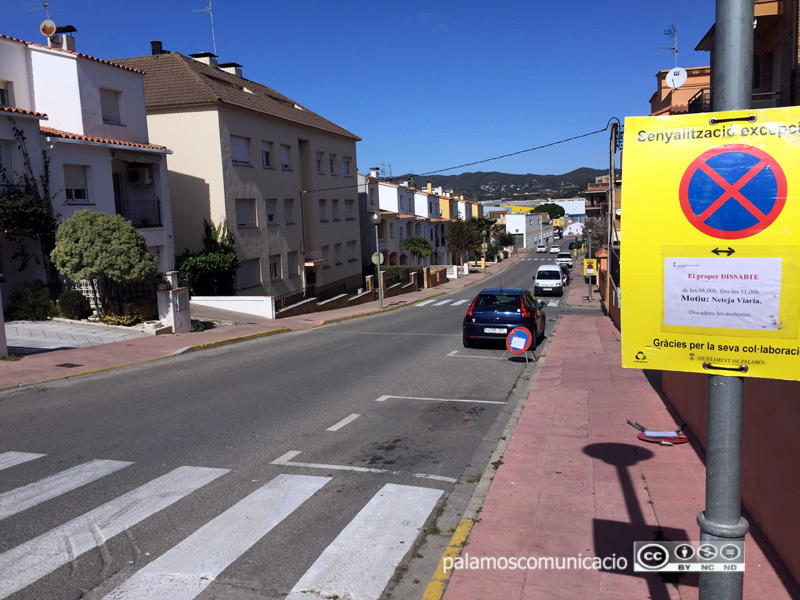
[666,67,688,89]
[40,19,57,37]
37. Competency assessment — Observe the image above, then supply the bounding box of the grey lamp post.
[585,223,593,302]
[481,229,488,273]
[370,212,383,308]
[514,228,519,256]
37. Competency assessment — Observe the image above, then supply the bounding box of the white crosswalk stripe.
[0,459,132,521]
[0,451,45,471]
[432,299,452,306]
[102,474,330,600]
[451,299,469,306]
[414,299,437,307]
[0,465,228,599]
[286,483,443,600]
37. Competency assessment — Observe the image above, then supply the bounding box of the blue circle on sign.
[679,144,787,240]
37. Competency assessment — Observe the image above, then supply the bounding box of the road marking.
[286,483,443,600]
[102,474,329,600]
[0,459,133,521]
[375,394,505,405]
[548,300,559,306]
[451,299,469,306]
[0,452,46,471]
[432,299,452,306]
[326,413,361,432]
[414,299,437,307]
[271,451,457,484]
[447,350,503,360]
[0,465,228,599]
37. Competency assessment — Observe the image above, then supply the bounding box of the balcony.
[688,88,781,113]
[116,197,163,229]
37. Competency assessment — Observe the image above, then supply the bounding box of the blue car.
[462,288,546,348]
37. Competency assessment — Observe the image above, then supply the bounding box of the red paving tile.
[441,314,799,600]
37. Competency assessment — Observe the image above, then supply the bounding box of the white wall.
[0,39,34,110]
[29,46,83,134]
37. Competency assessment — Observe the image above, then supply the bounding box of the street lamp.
[585,222,594,302]
[370,212,384,308]
[481,229,488,273]
[514,228,519,256]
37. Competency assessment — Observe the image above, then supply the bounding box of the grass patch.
[466,474,481,484]
[1,355,21,361]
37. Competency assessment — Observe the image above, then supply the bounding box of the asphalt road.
[0,251,601,600]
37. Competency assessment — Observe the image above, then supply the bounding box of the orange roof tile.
[1,106,47,118]
[40,127,168,151]
[0,34,144,74]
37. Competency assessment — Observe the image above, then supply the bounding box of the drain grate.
[55,363,83,368]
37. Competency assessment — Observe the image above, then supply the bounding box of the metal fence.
[116,197,163,228]
[67,278,157,312]
[609,245,620,288]
[274,280,364,311]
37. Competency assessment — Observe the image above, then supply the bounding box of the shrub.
[58,290,90,320]
[8,280,52,321]
[130,297,158,322]
[102,314,139,326]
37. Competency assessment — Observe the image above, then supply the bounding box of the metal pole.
[587,233,592,302]
[698,2,753,598]
[374,223,383,308]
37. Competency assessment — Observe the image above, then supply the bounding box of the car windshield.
[537,271,561,280]
[558,253,570,258]
[475,294,521,311]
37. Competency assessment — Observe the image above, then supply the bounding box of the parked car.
[549,244,560,254]
[533,264,564,297]
[568,242,576,250]
[559,264,571,286]
[462,288,546,348]
[536,244,547,253]
[556,252,574,269]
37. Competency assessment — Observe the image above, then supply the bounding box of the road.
[0,248,602,600]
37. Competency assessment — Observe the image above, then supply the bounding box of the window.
[347,240,356,262]
[329,154,337,175]
[269,254,281,281]
[321,245,330,266]
[281,144,291,170]
[231,135,250,165]
[316,151,324,174]
[284,198,294,224]
[265,198,277,225]
[288,251,299,277]
[0,81,12,107]
[389,222,396,239]
[261,141,273,168]
[331,199,340,221]
[63,164,89,203]
[345,199,354,220]
[100,88,121,124]
[319,198,327,222]
[238,258,260,289]
[235,198,256,227]
[334,243,342,265]
[342,156,352,177]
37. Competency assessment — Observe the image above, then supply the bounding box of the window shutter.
[100,89,120,123]
[63,165,87,190]
[235,199,254,227]
[231,136,249,164]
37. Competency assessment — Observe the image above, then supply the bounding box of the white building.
[0,31,175,302]
[506,213,553,249]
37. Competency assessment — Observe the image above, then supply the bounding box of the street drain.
[55,363,82,368]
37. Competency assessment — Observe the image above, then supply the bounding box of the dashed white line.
[326,414,361,432]
[375,394,504,405]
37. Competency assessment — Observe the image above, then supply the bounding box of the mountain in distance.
[400,168,606,201]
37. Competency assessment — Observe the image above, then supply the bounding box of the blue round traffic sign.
[679,144,786,240]
[506,327,532,354]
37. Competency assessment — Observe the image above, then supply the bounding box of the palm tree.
[401,236,433,264]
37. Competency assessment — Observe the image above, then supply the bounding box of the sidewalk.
[0,254,520,389]
[436,313,799,599]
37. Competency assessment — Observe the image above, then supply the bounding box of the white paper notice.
[663,257,781,330]
[510,334,526,350]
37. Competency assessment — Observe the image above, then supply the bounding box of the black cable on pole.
[302,121,617,195]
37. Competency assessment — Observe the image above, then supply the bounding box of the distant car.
[568,242,576,250]
[556,252,574,269]
[536,244,547,253]
[559,264,571,286]
[549,244,560,254]
[462,288,546,348]
[533,264,564,297]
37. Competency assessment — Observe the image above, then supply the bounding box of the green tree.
[401,236,433,264]
[445,220,479,264]
[533,203,565,220]
[0,120,60,296]
[50,210,158,316]
[177,219,241,295]
[467,217,498,254]
[496,231,515,247]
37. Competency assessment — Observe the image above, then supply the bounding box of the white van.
[533,264,564,297]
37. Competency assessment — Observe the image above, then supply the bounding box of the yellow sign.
[621,107,800,380]
[584,259,597,277]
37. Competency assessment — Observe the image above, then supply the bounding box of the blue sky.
[4,1,716,176]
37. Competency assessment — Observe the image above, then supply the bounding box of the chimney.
[426,181,432,193]
[218,62,243,77]
[48,25,77,51]
[189,52,218,68]
[150,40,167,55]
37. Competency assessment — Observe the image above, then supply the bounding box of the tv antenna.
[660,25,678,68]
[194,0,217,55]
